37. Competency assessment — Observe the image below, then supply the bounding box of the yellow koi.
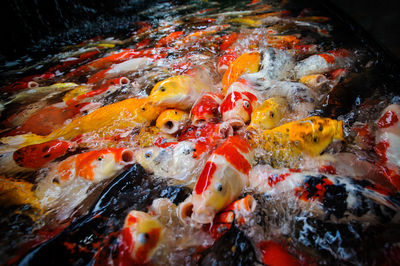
[148,75,211,110]
[0,98,161,149]
[222,52,260,94]
[247,97,289,131]
[229,18,261,27]
[156,109,189,134]
[0,177,41,210]
[250,116,343,165]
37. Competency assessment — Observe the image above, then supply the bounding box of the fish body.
[119,210,164,264]
[1,98,160,149]
[222,52,260,94]
[251,116,343,166]
[220,83,259,128]
[191,93,223,126]
[148,75,211,110]
[3,83,78,106]
[0,177,41,210]
[249,166,400,223]
[294,49,353,79]
[156,109,189,135]
[248,97,289,131]
[179,136,254,224]
[374,104,400,190]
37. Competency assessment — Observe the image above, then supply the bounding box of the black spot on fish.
[322,183,348,219]
[43,154,51,158]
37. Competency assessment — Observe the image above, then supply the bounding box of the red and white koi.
[294,49,354,79]
[191,93,224,126]
[374,104,400,190]
[178,135,254,224]
[220,82,259,128]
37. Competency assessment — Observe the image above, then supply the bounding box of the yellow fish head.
[148,75,207,110]
[156,109,189,134]
[290,116,343,156]
[248,97,288,131]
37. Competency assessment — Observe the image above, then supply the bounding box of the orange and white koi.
[148,75,212,110]
[374,104,400,190]
[118,210,164,264]
[174,25,230,49]
[0,98,161,150]
[249,165,400,223]
[156,31,184,47]
[178,135,254,224]
[156,109,189,135]
[294,49,353,79]
[191,93,224,126]
[208,195,257,240]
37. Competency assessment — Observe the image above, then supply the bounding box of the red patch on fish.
[258,241,300,266]
[219,32,238,51]
[374,140,389,163]
[318,165,337,175]
[268,173,291,187]
[191,93,223,122]
[295,177,334,202]
[319,53,335,64]
[156,31,184,47]
[117,228,136,265]
[135,227,162,263]
[214,136,251,175]
[136,38,152,49]
[195,161,217,194]
[154,137,179,149]
[13,140,71,169]
[377,111,399,128]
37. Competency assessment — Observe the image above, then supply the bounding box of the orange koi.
[222,51,260,94]
[156,31,184,47]
[174,25,230,49]
[219,32,239,51]
[13,140,72,169]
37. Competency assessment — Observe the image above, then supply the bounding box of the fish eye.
[138,233,150,244]
[243,100,250,108]
[216,183,223,192]
[313,137,318,143]
[97,156,103,161]
[145,151,153,158]
[270,112,274,118]
[160,86,166,92]
[142,107,146,111]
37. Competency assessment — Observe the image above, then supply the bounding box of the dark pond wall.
[0,0,400,63]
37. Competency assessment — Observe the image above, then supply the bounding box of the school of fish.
[0,0,399,264]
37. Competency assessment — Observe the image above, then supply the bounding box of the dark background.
[0,0,399,65]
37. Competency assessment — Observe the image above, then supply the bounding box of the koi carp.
[2,83,78,106]
[294,49,353,79]
[248,97,289,131]
[118,210,164,264]
[174,25,230,49]
[179,135,254,224]
[135,140,208,183]
[374,104,400,190]
[35,148,134,214]
[208,195,257,240]
[220,82,259,128]
[191,93,223,126]
[0,98,161,150]
[156,109,189,135]
[0,177,41,210]
[249,165,400,223]
[222,51,260,94]
[148,75,212,110]
[250,116,343,166]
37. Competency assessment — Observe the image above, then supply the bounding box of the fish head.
[135,146,170,174]
[191,93,223,126]
[148,75,205,110]
[156,109,189,134]
[182,155,245,224]
[289,117,343,156]
[220,90,258,128]
[134,99,163,123]
[73,148,134,183]
[121,210,163,264]
[248,97,288,131]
